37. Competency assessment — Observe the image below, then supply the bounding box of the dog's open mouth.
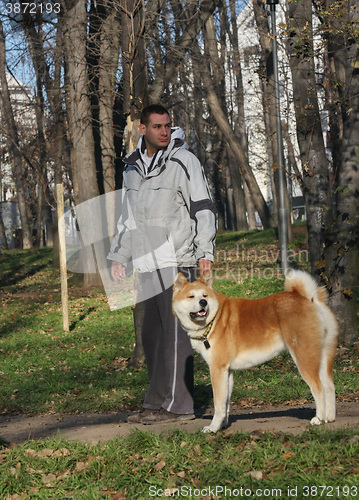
[190,309,208,319]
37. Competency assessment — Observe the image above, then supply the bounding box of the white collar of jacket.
[124,127,187,172]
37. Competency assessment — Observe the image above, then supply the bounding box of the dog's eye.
[203,295,208,298]
[188,295,195,299]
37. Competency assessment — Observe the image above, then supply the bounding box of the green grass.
[0,227,358,499]
[0,427,358,499]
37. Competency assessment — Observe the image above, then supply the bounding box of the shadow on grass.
[228,405,316,424]
[0,263,48,288]
[0,412,128,444]
[70,307,96,331]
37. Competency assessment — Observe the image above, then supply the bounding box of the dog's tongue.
[197,309,206,317]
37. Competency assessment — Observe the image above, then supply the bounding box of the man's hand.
[111,261,126,281]
[199,259,212,277]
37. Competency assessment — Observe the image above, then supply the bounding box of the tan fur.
[172,270,338,433]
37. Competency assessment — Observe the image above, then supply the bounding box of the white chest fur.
[190,339,212,364]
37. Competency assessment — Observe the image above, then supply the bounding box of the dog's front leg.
[224,370,234,428]
[202,365,230,433]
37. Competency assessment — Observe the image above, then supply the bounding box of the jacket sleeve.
[107,179,133,265]
[177,151,217,262]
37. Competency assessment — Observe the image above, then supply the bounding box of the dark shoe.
[141,407,195,425]
[127,409,160,423]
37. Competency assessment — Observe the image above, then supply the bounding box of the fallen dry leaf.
[194,444,201,453]
[36,448,54,458]
[248,470,263,480]
[153,459,166,471]
[53,448,71,458]
[75,461,88,471]
[41,473,57,484]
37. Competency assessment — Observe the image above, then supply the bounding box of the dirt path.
[1,402,358,445]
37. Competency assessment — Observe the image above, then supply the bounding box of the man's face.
[140,113,171,157]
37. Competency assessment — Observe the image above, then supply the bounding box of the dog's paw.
[310,416,323,426]
[202,425,217,433]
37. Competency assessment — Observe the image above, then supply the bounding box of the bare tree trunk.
[35,183,44,248]
[0,20,33,249]
[226,148,248,231]
[326,102,359,342]
[33,82,47,250]
[98,4,118,196]
[287,0,333,272]
[63,1,99,204]
[244,183,257,230]
[252,0,278,221]
[91,0,121,245]
[192,63,207,167]
[52,28,65,267]
[323,0,359,343]
[0,208,8,250]
[225,0,249,231]
[282,121,301,184]
[315,0,346,180]
[253,0,293,241]
[63,0,102,286]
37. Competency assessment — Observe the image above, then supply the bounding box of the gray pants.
[139,267,195,414]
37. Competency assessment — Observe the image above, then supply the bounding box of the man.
[108,104,217,424]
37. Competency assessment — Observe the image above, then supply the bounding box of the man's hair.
[140,104,170,125]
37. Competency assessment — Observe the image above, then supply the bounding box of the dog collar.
[192,318,215,349]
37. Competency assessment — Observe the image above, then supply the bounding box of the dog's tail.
[284,270,328,303]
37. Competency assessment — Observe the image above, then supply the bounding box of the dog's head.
[172,272,219,332]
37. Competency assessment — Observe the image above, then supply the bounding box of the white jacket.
[107,128,217,272]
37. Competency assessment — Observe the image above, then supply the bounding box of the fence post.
[56,183,69,331]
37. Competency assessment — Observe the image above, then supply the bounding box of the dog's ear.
[201,270,213,289]
[173,272,188,295]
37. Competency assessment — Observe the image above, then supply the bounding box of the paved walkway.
[1,402,358,444]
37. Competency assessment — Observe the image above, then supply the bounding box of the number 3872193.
[5,2,61,15]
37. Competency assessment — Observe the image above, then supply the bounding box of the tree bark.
[287,0,333,272]
[323,0,359,342]
[0,209,9,250]
[0,19,33,249]
[96,0,119,196]
[63,0,102,286]
[253,0,292,241]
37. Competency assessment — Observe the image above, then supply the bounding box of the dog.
[172,270,338,433]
